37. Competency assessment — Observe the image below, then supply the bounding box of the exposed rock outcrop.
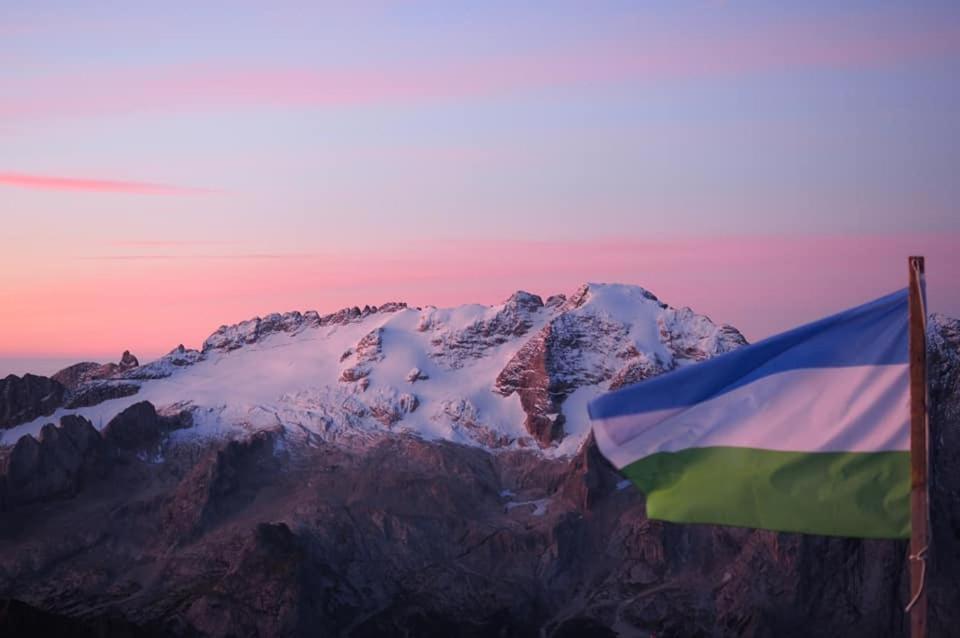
[369,391,419,426]
[63,381,141,409]
[496,284,746,445]
[338,328,386,386]
[203,303,408,353]
[658,307,748,363]
[607,351,668,390]
[1,414,111,508]
[124,344,205,380]
[494,321,566,446]
[0,401,192,511]
[406,367,429,383]
[426,291,545,368]
[101,400,190,451]
[0,374,66,430]
[35,352,147,411]
[355,327,384,364]
[433,398,516,448]
[49,362,101,390]
[52,351,140,389]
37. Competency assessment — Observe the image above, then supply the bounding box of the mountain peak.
[562,282,664,312]
[503,290,544,310]
[3,284,744,455]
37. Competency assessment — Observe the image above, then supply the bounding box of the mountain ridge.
[1,289,958,637]
[0,283,747,455]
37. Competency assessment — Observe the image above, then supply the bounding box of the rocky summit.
[0,285,958,637]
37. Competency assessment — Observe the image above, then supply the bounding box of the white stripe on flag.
[593,363,908,469]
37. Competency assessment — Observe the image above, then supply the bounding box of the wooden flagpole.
[907,255,929,638]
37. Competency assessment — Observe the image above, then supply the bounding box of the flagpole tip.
[909,256,925,273]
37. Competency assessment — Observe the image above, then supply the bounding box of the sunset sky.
[2,1,959,375]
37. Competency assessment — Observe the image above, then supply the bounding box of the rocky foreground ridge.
[0,287,958,637]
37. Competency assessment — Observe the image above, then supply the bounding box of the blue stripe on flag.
[588,288,907,419]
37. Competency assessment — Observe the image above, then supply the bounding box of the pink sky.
[1,234,955,366]
[2,3,958,374]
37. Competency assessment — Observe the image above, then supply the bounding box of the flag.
[588,289,911,539]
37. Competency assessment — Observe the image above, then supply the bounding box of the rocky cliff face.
[493,285,745,446]
[0,374,65,430]
[0,401,189,510]
[0,287,956,637]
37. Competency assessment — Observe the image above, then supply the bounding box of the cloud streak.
[77,253,304,260]
[0,172,213,195]
[3,18,958,121]
[108,239,239,247]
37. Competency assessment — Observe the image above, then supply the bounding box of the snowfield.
[2,283,747,456]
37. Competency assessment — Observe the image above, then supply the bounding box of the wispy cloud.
[108,239,240,247]
[0,172,213,195]
[3,18,958,121]
[77,253,304,260]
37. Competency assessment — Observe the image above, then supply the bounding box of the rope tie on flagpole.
[905,546,929,613]
[913,258,927,328]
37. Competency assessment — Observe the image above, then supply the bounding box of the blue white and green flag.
[589,290,910,539]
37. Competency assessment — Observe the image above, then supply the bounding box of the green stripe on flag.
[622,447,910,539]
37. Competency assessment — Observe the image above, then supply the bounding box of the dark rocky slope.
[0,316,956,637]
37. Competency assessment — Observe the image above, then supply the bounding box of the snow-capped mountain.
[2,287,959,637]
[1,283,746,453]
